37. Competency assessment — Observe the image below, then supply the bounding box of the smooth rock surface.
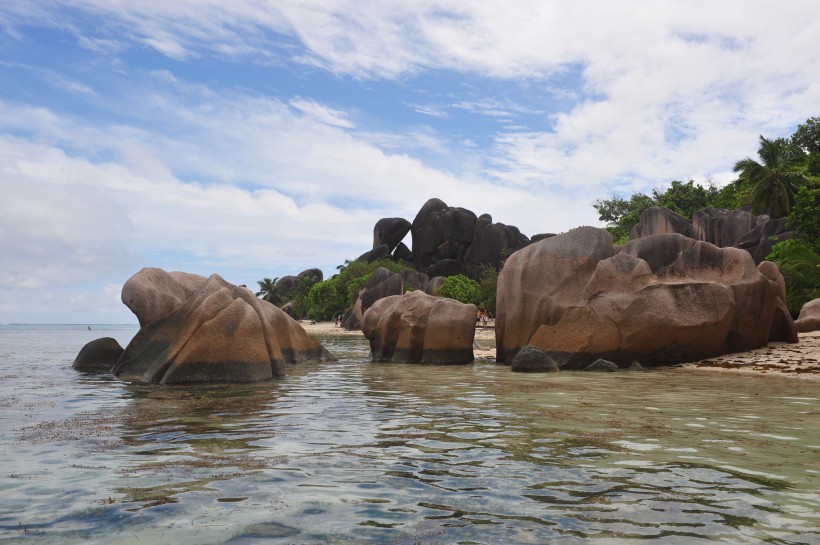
[496,227,796,368]
[114,273,334,384]
[362,291,476,364]
[72,337,124,372]
[796,298,820,333]
[510,345,559,372]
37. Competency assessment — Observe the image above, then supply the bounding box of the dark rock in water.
[582,359,619,372]
[362,291,476,364]
[357,244,391,264]
[495,227,796,368]
[627,361,646,372]
[114,273,334,384]
[510,345,559,372]
[373,217,411,252]
[73,337,124,372]
[630,207,693,240]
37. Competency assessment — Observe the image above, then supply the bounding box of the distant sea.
[1,323,818,544]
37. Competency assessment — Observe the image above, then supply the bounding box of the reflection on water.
[0,325,818,544]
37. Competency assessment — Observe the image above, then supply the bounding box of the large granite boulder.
[692,207,768,248]
[357,244,391,263]
[362,291,476,364]
[373,217,411,252]
[496,227,796,368]
[343,267,404,330]
[795,298,820,333]
[344,267,441,330]
[73,337,124,372]
[735,217,792,264]
[630,207,693,240]
[410,198,449,269]
[113,273,334,384]
[465,221,529,269]
[121,268,208,327]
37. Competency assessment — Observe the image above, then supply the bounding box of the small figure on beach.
[87,325,91,331]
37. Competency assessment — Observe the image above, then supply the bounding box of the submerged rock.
[73,337,124,372]
[362,291,476,364]
[582,359,619,372]
[510,345,559,372]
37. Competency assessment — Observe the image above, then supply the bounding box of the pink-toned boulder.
[362,291,476,364]
[496,227,796,368]
[795,298,820,333]
[113,273,334,384]
[121,267,208,327]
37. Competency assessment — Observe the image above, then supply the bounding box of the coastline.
[300,321,820,379]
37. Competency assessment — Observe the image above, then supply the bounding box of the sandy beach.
[300,321,820,379]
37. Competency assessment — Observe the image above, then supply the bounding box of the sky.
[1,1,819,324]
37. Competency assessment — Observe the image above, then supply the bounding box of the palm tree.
[733,135,807,218]
[255,277,285,306]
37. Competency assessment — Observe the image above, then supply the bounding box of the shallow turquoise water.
[0,324,818,544]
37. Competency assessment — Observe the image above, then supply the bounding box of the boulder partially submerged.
[496,227,796,368]
[73,337,124,372]
[362,290,476,364]
[110,269,334,384]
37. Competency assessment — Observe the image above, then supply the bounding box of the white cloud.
[1,1,819,322]
[288,97,355,128]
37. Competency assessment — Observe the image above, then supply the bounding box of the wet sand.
[301,321,820,380]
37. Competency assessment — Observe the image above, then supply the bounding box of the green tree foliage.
[789,117,820,155]
[733,135,807,218]
[298,258,407,321]
[651,179,721,219]
[767,240,820,316]
[255,277,286,306]
[435,275,481,306]
[788,186,820,253]
[592,193,654,244]
[477,264,499,314]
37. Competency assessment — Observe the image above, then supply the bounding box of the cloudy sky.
[1,1,818,323]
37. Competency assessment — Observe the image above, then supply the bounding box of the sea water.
[0,324,818,544]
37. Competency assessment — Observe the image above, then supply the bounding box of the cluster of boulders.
[74,268,334,383]
[73,197,814,380]
[343,198,551,330]
[496,227,797,369]
[358,198,551,279]
[631,206,790,264]
[342,267,444,330]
